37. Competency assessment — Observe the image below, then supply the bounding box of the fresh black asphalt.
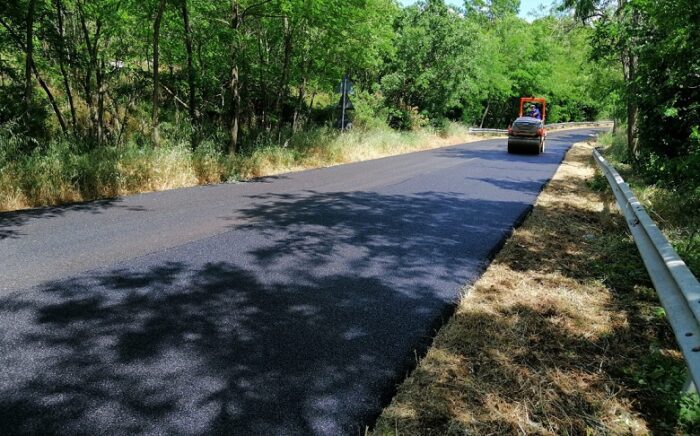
[0,129,601,434]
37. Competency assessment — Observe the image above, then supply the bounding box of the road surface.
[0,129,600,434]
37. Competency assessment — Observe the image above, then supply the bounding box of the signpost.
[337,76,353,131]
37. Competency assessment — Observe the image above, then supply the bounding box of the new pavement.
[0,129,600,434]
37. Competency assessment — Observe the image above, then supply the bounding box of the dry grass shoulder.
[373,140,698,434]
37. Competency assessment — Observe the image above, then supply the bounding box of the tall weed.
[1,122,477,212]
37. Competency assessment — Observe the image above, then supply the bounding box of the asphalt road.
[0,129,600,434]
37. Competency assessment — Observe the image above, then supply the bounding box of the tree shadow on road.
[0,186,545,435]
[0,199,146,240]
[1,261,442,434]
[234,190,532,287]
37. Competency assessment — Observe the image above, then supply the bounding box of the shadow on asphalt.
[234,190,521,285]
[0,188,536,434]
[1,262,440,434]
[0,126,597,433]
[0,199,146,240]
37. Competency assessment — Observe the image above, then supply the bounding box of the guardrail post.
[684,374,697,394]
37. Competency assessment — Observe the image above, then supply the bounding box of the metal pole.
[341,77,346,132]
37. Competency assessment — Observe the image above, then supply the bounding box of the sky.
[398,0,557,21]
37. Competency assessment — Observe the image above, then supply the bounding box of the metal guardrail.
[593,148,700,390]
[546,121,614,130]
[468,120,614,134]
[468,127,508,134]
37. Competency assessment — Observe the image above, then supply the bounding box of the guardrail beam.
[593,148,700,390]
[468,121,613,134]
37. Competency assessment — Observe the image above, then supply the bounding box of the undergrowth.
[594,130,700,431]
[597,130,700,277]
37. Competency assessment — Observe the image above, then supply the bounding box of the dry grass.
[0,124,493,212]
[231,125,495,179]
[373,140,694,435]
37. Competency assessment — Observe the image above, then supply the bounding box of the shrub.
[387,104,429,131]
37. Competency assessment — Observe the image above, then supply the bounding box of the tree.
[24,0,36,117]
[180,0,197,146]
[0,0,610,156]
[562,0,639,155]
[465,0,520,20]
[381,0,484,125]
[631,0,700,184]
[152,0,167,147]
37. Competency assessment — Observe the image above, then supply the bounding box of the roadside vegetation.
[374,139,700,435]
[597,130,700,278]
[0,122,483,211]
[1,0,615,211]
[562,0,700,277]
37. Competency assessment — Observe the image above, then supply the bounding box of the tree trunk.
[307,90,316,117]
[227,1,241,155]
[55,0,78,135]
[626,61,637,157]
[0,9,66,133]
[228,64,240,154]
[97,57,106,144]
[31,62,68,133]
[274,16,292,132]
[181,0,198,148]
[615,0,638,158]
[77,2,102,142]
[257,32,268,131]
[292,77,306,133]
[152,0,167,147]
[24,0,36,118]
[480,100,490,128]
[626,8,639,158]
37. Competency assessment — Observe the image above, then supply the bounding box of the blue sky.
[398,0,556,21]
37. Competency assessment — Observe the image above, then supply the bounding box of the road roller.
[507,97,546,154]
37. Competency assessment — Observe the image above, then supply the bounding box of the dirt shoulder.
[373,139,696,434]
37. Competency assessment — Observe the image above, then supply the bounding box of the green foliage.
[600,129,700,277]
[1,0,697,428]
[381,0,485,122]
[1,0,613,150]
[378,2,608,128]
[349,90,390,130]
[631,0,700,187]
[1,0,617,207]
[565,0,700,193]
[624,345,700,434]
